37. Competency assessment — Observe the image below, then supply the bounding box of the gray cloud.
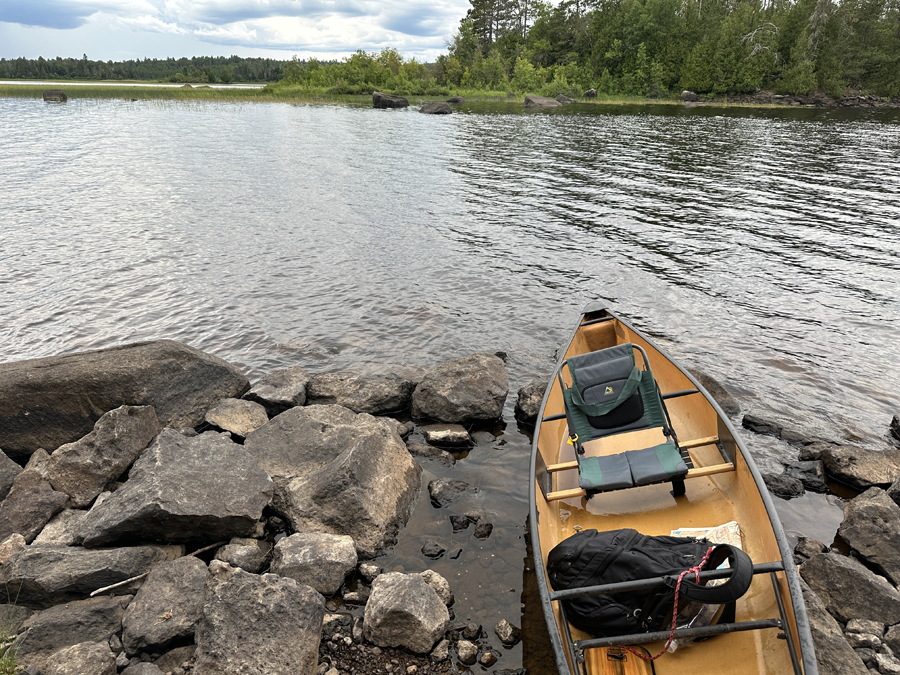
[0,0,93,29]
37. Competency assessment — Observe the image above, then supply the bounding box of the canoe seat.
[560,343,688,497]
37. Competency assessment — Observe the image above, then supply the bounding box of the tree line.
[0,55,288,83]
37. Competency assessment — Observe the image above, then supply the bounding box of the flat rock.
[794,536,827,560]
[122,556,208,656]
[742,413,783,437]
[406,440,455,465]
[0,469,68,543]
[363,572,449,654]
[420,101,452,114]
[204,398,268,439]
[514,379,545,425]
[422,540,445,558]
[555,94,575,103]
[256,406,421,558]
[411,353,508,424]
[373,92,409,108]
[47,405,161,508]
[76,429,272,547]
[307,371,415,415]
[243,365,310,416]
[15,595,132,670]
[0,544,173,609]
[799,579,868,675]
[523,95,561,109]
[801,442,900,490]
[800,552,900,624]
[213,537,271,573]
[0,340,249,460]
[762,472,804,499]
[838,487,900,585]
[0,450,22,501]
[270,532,358,596]
[42,641,117,675]
[422,424,472,448]
[428,478,476,507]
[194,560,325,675]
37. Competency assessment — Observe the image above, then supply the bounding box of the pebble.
[480,651,498,667]
[457,639,478,665]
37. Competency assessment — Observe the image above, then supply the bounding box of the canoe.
[528,303,818,675]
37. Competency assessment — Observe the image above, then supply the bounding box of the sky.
[0,0,471,63]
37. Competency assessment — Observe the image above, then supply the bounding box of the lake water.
[1,96,898,671]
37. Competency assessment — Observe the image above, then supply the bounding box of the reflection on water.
[1,97,898,671]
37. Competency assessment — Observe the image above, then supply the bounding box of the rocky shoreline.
[0,339,897,674]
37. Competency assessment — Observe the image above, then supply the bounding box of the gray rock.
[363,572,449,654]
[43,89,68,102]
[450,515,471,531]
[194,560,325,675]
[799,579,868,675]
[204,398,268,439]
[681,90,700,102]
[876,653,900,675]
[359,562,382,584]
[418,569,453,606]
[421,540,446,558]
[892,415,900,443]
[583,88,597,98]
[243,366,310,416]
[838,488,900,585]
[846,632,882,649]
[0,340,249,460]
[685,369,740,417]
[121,664,164,675]
[422,424,472,448]
[885,625,900,654]
[152,645,195,673]
[0,602,35,634]
[343,590,367,605]
[47,405,161,508]
[23,447,52,480]
[307,372,415,415]
[762,472,804,499]
[270,532,357,596]
[428,478,476,507]
[514,379,545,425]
[0,544,173,609]
[420,101,452,114]
[122,556,208,656]
[42,641,117,675]
[15,595,132,670]
[794,536,827,559]
[847,619,886,637]
[462,622,481,639]
[446,96,465,103]
[480,651,499,667]
[555,94,575,104]
[373,92,409,108]
[784,460,828,492]
[801,442,900,490]
[0,470,68,543]
[474,519,493,539]
[742,414,783,437]
[457,639,478,664]
[0,533,25,563]
[257,406,421,558]
[411,354,508,424]
[495,618,521,646]
[213,537,271,573]
[800,552,900,624]
[431,638,450,661]
[406,441,455,466]
[523,95,561,109]
[32,508,88,546]
[76,429,272,547]
[0,450,22,501]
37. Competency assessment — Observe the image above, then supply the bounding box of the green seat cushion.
[578,453,634,491]
[625,442,688,486]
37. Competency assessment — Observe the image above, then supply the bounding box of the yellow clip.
[567,434,578,446]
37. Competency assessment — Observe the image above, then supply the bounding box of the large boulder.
[0,450,22,501]
[514,379,546,426]
[122,556,208,656]
[203,398,268,439]
[799,580,868,675]
[838,487,900,585]
[15,595,132,670]
[46,405,161,508]
[306,371,415,415]
[363,572,449,653]
[243,365,310,416]
[373,92,409,108]
[0,469,68,543]
[420,101,452,114]
[411,353,508,424]
[42,641,117,675]
[270,532,357,596]
[800,442,900,490]
[0,544,174,609]
[0,340,249,460]
[246,405,421,558]
[800,552,900,624]
[193,560,325,675]
[523,95,561,109]
[76,429,273,547]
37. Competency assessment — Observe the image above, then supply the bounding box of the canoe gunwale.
[527,305,819,675]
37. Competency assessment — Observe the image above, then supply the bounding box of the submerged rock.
[411,353,508,424]
[0,340,249,460]
[428,478,476,507]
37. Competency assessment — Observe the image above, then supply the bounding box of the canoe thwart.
[573,618,784,651]
[549,561,785,602]
[545,436,721,473]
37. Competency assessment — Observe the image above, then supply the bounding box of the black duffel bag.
[547,528,753,638]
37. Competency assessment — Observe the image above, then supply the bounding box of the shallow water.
[2,97,898,670]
